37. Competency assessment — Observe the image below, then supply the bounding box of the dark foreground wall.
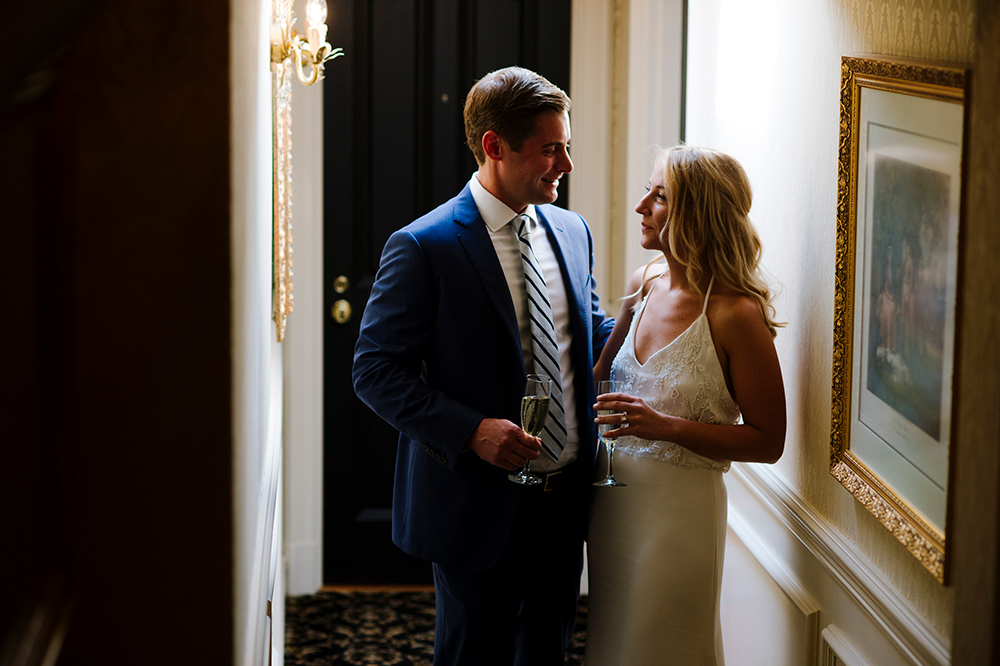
[1,1,234,663]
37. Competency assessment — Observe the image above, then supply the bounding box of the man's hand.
[467,418,542,471]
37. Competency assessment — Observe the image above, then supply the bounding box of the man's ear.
[482,130,504,162]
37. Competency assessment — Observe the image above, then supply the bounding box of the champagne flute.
[594,379,627,487]
[508,374,551,486]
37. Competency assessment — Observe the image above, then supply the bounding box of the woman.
[585,146,786,665]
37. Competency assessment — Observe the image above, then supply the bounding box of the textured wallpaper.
[838,0,974,62]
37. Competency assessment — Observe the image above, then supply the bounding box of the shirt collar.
[469,172,537,233]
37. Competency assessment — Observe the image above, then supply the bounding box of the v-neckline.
[630,275,712,367]
[632,307,704,367]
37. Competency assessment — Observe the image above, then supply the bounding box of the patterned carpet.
[285,590,587,665]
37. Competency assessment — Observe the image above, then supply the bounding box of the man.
[353,66,613,665]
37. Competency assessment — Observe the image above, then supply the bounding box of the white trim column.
[282,0,325,594]
[621,0,685,288]
[570,0,686,305]
[569,0,616,306]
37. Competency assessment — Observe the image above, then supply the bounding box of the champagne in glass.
[521,395,550,439]
[594,379,627,487]
[509,374,551,485]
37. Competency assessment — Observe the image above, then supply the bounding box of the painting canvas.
[865,153,949,442]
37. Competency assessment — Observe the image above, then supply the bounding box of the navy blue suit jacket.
[353,184,614,572]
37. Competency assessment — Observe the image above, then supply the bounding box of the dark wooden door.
[323,0,571,585]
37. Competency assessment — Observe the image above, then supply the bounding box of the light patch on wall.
[714,0,778,132]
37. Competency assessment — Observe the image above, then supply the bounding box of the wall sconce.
[270,0,343,86]
[270,0,343,342]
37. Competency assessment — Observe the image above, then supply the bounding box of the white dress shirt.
[469,173,578,471]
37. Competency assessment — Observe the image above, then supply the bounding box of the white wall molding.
[281,0,326,598]
[723,520,822,665]
[231,0,288,662]
[728,504,820,618]
[822,624,869,666]
[730,464,950,666]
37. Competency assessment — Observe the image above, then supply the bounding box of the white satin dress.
[586,278,740,666]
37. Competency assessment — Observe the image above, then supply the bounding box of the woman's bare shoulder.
[707,291,768,335]
[625,262,667,299]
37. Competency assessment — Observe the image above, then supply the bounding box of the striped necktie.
[514,214,567,462]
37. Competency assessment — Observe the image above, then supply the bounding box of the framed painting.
[830,55,968,583]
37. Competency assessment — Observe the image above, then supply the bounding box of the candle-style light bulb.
[306,0,327,31]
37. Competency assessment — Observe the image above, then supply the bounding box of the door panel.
[475,1,522,73]
[323,0,571,585]
[371,0,418,261]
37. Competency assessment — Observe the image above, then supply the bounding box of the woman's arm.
[593,265,649,383]
[596,295,786,464]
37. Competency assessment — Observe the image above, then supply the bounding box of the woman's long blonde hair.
[648,145,783,337]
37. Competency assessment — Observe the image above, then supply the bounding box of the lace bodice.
[610,277,740,472]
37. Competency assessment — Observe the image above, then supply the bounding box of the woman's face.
[635,159,669,252]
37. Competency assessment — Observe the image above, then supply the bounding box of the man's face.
[495,111,573,212]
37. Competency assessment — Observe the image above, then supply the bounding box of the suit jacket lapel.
[453,186,524,363]
[536,207,585,318]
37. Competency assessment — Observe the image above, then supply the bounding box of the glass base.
[593,477,627,487]
[509,469,543,485]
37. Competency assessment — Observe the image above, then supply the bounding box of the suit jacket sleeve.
[352,229,484,470]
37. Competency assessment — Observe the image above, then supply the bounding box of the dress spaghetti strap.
[701,276,716,315]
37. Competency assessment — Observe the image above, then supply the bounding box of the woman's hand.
[594,392,672,442]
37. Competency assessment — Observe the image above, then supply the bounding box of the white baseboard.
[728,504,820,617]
[285,539,322,596]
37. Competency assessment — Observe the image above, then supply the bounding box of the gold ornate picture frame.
[831,55,967,583]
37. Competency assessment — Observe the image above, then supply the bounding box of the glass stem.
[606,439,614,479]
